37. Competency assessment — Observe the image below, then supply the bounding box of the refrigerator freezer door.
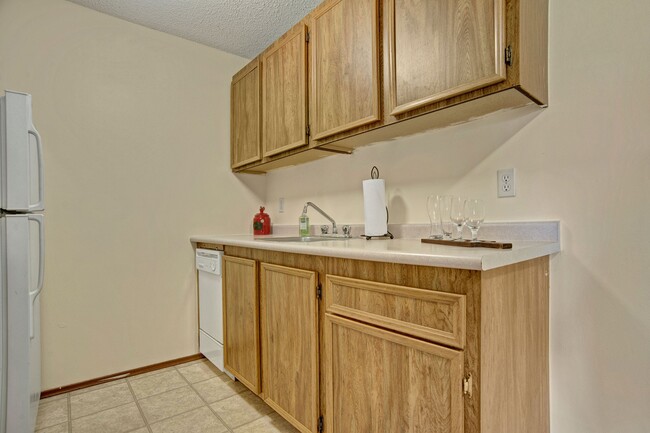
[0,91,44,212]
[1,214,42,433]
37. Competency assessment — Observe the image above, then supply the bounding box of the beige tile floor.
[36,359,299,433]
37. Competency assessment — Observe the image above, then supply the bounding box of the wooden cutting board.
[421,238,513,249]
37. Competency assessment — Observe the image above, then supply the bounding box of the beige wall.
[2,0,649,432]
[265,1,650,433]
[0,0,265,389]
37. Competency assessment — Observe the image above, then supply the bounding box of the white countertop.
[190,232,560,271]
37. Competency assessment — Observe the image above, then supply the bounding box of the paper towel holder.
[361,204,394,241]
[362,166,394,240]
[361,222,394,240]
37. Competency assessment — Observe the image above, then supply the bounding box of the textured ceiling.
[66,0,321,59]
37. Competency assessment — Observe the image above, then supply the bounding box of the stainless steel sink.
[255,236,350,243]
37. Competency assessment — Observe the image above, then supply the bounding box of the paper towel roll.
[363,179,388,236]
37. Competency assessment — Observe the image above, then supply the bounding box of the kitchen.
[0,0,648,433]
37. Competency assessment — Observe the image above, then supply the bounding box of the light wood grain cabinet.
[387,0,506,115]
[260,263,320,433]
[222,256,261,393]
[323,275,466,433]
[325,275,466,349]
[262,25,309,157]
[310,0,380,140]
[217,246,550,433]
[230,59,261,169]
[229,0,548,173]
[324,314,464,433]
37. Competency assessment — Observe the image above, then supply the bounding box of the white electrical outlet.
[279,197,285,213]
[497,169,516,198]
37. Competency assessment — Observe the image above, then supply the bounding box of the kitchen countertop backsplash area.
[270,221,559,242]
[191,221,560,271]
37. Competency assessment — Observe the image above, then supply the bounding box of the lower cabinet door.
[223,256,261,394]
[324,313,464,433]
[261,263,319,433]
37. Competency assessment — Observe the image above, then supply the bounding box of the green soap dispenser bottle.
[299,206,310,237]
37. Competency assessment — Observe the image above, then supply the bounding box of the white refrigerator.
[0,90,45,433]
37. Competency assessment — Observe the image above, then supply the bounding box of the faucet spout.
[303,202,337,234]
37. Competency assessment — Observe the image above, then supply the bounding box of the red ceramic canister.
[253,206,271,235]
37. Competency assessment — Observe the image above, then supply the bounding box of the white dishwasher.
[196,249,227,373]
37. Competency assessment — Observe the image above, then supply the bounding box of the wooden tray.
[421,238,512,249]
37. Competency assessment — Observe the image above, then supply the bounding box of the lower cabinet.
[260,263,320,433]
[222,256,261,393]
[323,275,466,433]
[220,248,550,433]
[324,313,464,433]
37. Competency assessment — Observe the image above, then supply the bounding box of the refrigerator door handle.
[27,126,44,211]
[28,214,45,339]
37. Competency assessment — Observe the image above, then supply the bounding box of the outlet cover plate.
[497,168,516,198]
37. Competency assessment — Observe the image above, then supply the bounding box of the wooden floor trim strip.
[40,353,205,399]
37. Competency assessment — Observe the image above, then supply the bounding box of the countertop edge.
[191,235,560,271]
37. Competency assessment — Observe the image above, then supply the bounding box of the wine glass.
[438,195,454,239]
[464,199,486,242]
[449,196,466,240]
[426,195,443,239]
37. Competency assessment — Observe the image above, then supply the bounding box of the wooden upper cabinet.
[231,59,261,168]
[262,25,308,157]
[311,0,380,140]
[388,0,506,115]
[230,0,547,173]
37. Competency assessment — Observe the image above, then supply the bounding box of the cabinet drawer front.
[324,314,464,433]
[325,275,465,348]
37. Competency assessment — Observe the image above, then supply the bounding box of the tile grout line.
[68,400,136,423]
[126,363,226,429]
[41,360,244,433]
[126,370,188,401]
[174,364,236,433]
[67,381,142,423]
[125,377,153,433]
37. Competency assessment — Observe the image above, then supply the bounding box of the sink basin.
[255,236,350,243]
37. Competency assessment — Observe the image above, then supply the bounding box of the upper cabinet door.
[262,25,308,158]
[311,0,380,141]
[231,59,261,168]
[388,0,506,116]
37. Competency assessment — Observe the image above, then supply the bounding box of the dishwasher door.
[196,249,224,370]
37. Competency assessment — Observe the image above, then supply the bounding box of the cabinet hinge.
[306,125,311,137]
[463,374,473,398]
[317,415,324,433]
[317,283,322,300]
[306,31,310,43]
[505,45,513,66]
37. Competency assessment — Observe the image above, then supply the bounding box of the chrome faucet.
[303,202,337,234]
